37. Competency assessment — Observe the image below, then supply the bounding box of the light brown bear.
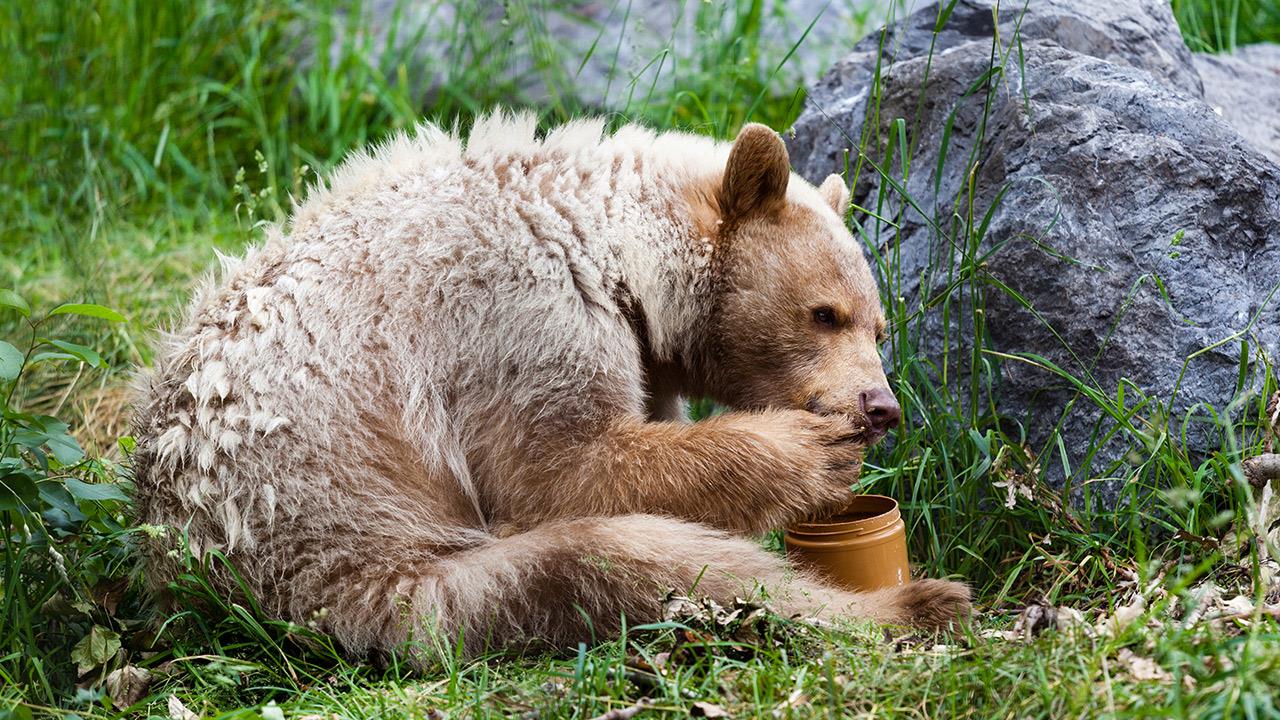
[132,113,970,661]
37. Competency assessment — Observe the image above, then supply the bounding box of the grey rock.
[799,0,1203,111]
[1194,44,1280,163]
[788,1,1280,493]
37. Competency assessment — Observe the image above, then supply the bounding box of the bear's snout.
[861,388,901,438]
[805,387,901,443]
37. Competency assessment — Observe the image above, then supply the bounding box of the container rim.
[788,494,900,536]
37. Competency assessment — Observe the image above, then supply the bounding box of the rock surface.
[787,0,1280,492]
[799,0,1204,97]
[1194,44,1280,163]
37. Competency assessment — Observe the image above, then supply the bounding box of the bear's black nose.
[861,388,901,433]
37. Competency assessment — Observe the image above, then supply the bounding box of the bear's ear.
[819,174,850,216]
[720,123,790,220]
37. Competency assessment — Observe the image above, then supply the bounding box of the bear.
[132,113,970,662]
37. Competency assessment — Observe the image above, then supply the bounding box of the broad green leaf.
[0,289,29,317]
[43,339,104,368]
[45,430,85,466]
[64,478,129,503]
[10,428,46,451]
[0,340,22,381]
[48,303,126,323]
[0,472,40,511]
[38,481,87,522]
[13,416,85,465]
[71,625,121,674]
[28,351,81,365]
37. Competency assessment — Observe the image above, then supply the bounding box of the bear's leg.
[502,409,876,535]
[317,515,970,661]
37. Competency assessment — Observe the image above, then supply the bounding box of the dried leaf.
[1011,603,1057,639]
[168,695,201,720]
[691,701,731,718]
[105,665,153,709]
[539,680,569,697]
[980,605,1090,643]
[892,633,929,651]
[1117,649,1172,683]
[1223,594,1256,615]
[1095,596,1146,637]
[662,594,705,623]
[1056,607,1089,632]
[978,627,1017,641]
[1181,582,1223,627]
[91,578,129,617]
[772,688,808,717]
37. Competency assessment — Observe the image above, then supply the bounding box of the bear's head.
[702,123,900,442]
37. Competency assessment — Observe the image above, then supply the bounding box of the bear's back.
[131,114,723,565]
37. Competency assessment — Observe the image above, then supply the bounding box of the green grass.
[15,589,1280,719]
[4,0,1280,717]
[1174,0,1280,51]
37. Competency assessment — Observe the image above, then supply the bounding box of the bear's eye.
[811,307,838,328]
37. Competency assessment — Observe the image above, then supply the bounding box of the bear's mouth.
[803,399,882,446]
[847,418,885,446]
[858,424,889,446]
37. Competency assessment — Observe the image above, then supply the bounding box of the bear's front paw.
[782,410,868,508]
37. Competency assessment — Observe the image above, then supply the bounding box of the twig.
[588,698,652,720]
[1243,390,1280,487]
[1244,454,1280,488]
[1217,605,1280,624]
[1266,391,1279,454]
[50,363,84,417]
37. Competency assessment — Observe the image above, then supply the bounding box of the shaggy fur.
[132,113,969,661]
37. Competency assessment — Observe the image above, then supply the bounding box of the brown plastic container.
[784,495,909,591]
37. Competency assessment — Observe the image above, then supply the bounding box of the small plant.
[1,290,136,704]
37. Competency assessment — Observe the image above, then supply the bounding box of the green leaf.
[71,625,121,674]
[0,289,30,318]
[28,351,81,365]
[0,703,35,720]
[13,416,85,465]
[38,481,87,522]
[41,339,104,368]
[46,432,85,465]
[0,472,40,512]
[0,340,23,381]
[64,478,129,503]
[48,303,126,323]
[934,0,960,32]
[42,417,85,466]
